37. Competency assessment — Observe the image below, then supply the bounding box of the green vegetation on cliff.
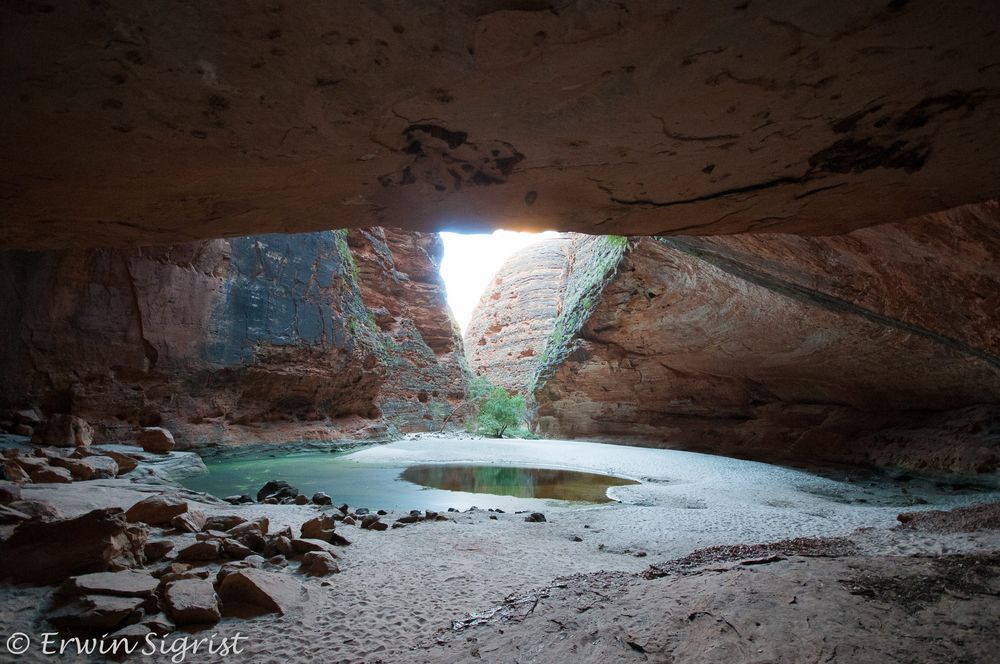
[529,235,631,392]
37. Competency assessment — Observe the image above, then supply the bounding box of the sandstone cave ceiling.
[2,1,1000,249]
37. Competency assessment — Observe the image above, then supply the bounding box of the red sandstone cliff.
[0,229,467,447]
[468,203,1000,473]
[464,235,574,394]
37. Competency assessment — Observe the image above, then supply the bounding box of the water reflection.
[399,464,638,503]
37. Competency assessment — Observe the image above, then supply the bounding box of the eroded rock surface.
[0,228,467,446]
[470,203,1000,472]
[465,235,574,393]
[2,3,1000,248]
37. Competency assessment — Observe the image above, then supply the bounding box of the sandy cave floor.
[1,435,999,663]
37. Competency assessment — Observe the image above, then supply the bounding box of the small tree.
[476,386,527,438]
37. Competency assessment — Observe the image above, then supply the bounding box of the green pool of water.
[180,451,638,512]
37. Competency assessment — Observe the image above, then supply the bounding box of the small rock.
[30,465,74,483]
[524,512,547,523]
[294,494,308,505]
[342,516,356,525]
[369,520,388,531]
[396,514,422,524]
[360,514,381,529]
[571,536,583,542]
[223,494,254,505]
[312,492,332,505]
[425,511,439,520]
[447,507,458,513]
[125,495,188,525]
[434,515,449,521]
[151,562,191,578]
[337,503,349,514]
[355,507,370,516]
[634,551,647,558]
[164,578,221,625]
[137,427,175,454]
[14,423,33,437]
[376,509,388,515]
[391,522,406,529]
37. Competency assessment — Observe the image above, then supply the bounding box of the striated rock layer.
[0,229,467,447]
[464,235,574,394]
[2,2,1000,248]
[470,203,1000,473]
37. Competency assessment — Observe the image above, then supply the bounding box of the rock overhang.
[2,0,1000,249]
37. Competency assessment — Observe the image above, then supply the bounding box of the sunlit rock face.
[2,2,1000,248]
[464,235,574,394]
[0,229,467,446]
[468,202,1000,473]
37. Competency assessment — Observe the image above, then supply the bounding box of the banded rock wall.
[0,229,467,447]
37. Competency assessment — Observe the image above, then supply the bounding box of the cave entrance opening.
[439,229,559,334]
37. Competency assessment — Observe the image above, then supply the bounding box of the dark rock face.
[467,203,1000,473]
[465,235,574,394]
[2,3,1000,249]
[0,228,467,446]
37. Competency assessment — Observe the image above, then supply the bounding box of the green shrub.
[476,386,527,438]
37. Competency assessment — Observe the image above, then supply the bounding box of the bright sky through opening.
[440,230,560,334]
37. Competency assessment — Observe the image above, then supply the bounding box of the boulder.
[59,571,159,598]
[6,499,60,520]
[227,517,268,537]
[290,538,340,557]
[293,494,308,505]
[49,455,117,480]
[137,427,175,454]
[218,569,304,617]
[0,508,147,584]
[143,540,174,563]
[37,414,93,447]
[14,424,33,437]
[300,515,337,541]
[299,551,340,576]
[125,495,188,525]
[13,456,48,474]
[369,520,388,531]
[203,515,246,532]
[47,594,145,631]
[223,494,254,505]
[177,540,221,561]
[164,578,221,626]
[94,449,139,475]
[2,461,30,483]
[220,538,254,560]
[142,613,176,637]
[0,480,21,504]
[312,492,332,505]
[30,465,73,483]
[171,510,206,533]
[256,480,298,503]
[15,407,43,427]
[0,504,31,524]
